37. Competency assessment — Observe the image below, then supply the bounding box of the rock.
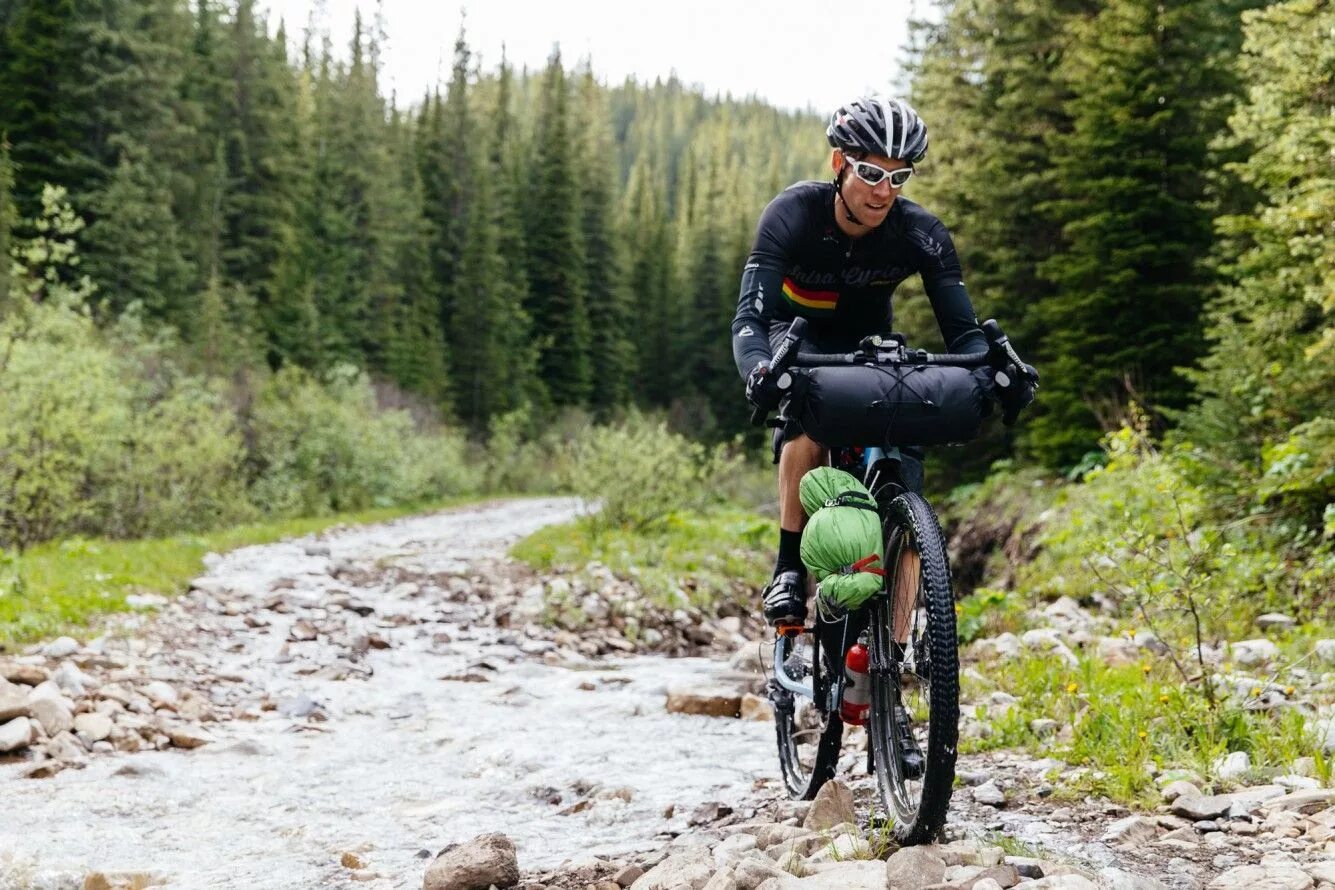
[1314,640,1335,665]
[628,849,712,890]
[803,780,855,831]
[162,722,213,749]
[1315,717,1335,755]
[700,870,739,890]
[1303,862,1335,885]
[0,716,35,751]
[42,636,80,658]
[613,865,645,887]
[45,730,88,763]
[341,852,367,869]
[1171,794,1233,821]
[422,833,520,890]
[1101,815,1159,845]
[973,881,1005,890]
[972,780,1007,807]
[1029,718,1060,738]
[1229,639,1278,666]
[1097,869,1172,889]
[884,846,947,889]
[1261,788,1335,813]
[1256,613,1297,631]
[83,872,163,889]
[288,620,319,642]
[73,712,113,743]
[732,856,785,888]
[711,833,758,867]
[1022,877,1099,889]
[1,663,48,685]
[740,694,773,722]
[729,641,764,673]
[143,681,178,706]
[1160,780,1202,802]
[1020,629,1079,666]
[28,696,73,736]
[1096,636,1141,666]
[806,832,869,863]
[0,685,30,721]
[753,824,810,850]
[1214,751,1251,780]
[791,861,885,888]
[1274,774,1320,791]
[1206,864,1313,889]
[666,687,743,718]
[971,633,1021,660]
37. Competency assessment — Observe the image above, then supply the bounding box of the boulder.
[0,663,48,685]
[666,687,742,719]
[740,694,773,722]
[1255,613,1296,631]
[73,713,113,743]
[1206,864,1314,890]
[1022,877,1099,889]
[28,697,73,736]
[802,780,855,831]
[422,833,520,890]
[972,780,1007,807]
[1213,751,1251,780]
[1229,640,1278,667]
[0,716,34,752]
[1170,794,1233,821]
[1097,870,1172,890]
[1159,780,1202,803]
[1314,640,1335,665]
[628,848,713,890]
[884,846,946,889]
[1260,788,1335,814]
[0,685,30,721]
[42,636,80,658]
[1100,815,1158,845]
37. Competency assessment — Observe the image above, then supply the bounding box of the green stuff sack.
[798,468,885,611]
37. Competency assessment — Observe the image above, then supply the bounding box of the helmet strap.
[833,168,868,228]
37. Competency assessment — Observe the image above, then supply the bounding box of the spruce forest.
[0,0,1329,617]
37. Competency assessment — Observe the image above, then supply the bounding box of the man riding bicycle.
[732,96,1035,630]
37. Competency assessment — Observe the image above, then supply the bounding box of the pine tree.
[622,157,678,406]
[574,63,634,415]
[1028,0,1255,467]
[525,49,592,407]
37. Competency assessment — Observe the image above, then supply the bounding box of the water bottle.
[841,642,871,726]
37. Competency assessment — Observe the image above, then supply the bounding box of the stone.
[1214,751,1251,780]
[729,641,765,673]
[731,856,785,889]
[1301,863,1335,885]
[73,712,113,743]
[82,872,163,889]
[162,722,213,749]
[740,694,773,722]
[806,832,869,863]
[1029,718,1060,738]
[422,833,520,890]
[711,833,758,867]
[1101,815,1159,845]
[28,697,73,736]
[1022,877,1099,889]
[612,865,644,887]
[753,824,810,850]
[42,636,80,658]
[1206,864,1313,889]
[0,685,30,721]
[792,861,885,888]
[1097,869,1172,889]
[1314,640,1335,665]
[802,780,855,831]
[973,881,1005,890]
[1,663,47,685]
[972,780,1007,807]
[143,681,178,707]
[341,852,367,869]
[884,846,947,889]
[628,849,713,890]
[1160,780,1202,802]
[1256,613,1297,630]
[666,687,742,719]
[45,730,88,763]
[960,866,1020,889]
[0,716,34,751]
[1171,793,1233,820]
[1261,788,1335,814]
[1229,639,1278,666]
[700,870,739,890]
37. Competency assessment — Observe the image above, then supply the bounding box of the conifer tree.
[574,63,635,415]
[525,49,592,407]
[0,140,14,312]
[1028,0,1253,466]
[622,157,678,406]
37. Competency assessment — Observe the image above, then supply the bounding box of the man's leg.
[763,433,826,624]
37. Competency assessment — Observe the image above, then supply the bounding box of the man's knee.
[780,433,825,464]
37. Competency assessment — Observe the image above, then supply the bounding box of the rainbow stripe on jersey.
[781,278,839,314]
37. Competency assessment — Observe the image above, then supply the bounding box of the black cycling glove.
[745,361,782,412]
[997,362,1039,426]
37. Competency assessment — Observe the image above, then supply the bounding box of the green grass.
[960,648,1328,804]
[0,496,485,650]
[510,508,773,612]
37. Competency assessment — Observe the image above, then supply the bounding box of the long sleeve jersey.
[731,181,987,379]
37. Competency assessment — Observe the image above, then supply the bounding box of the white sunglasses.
[844,155,914,188]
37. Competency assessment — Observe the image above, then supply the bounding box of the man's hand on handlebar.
[998,361,1039,426]
[745,361,783,412]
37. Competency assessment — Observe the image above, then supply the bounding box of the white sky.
[262,0,926,112]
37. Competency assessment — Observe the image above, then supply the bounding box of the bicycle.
[754,316,1027,845]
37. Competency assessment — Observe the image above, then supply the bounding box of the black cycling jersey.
[731,180,987,379]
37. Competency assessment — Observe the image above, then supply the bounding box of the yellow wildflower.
[1066,682,1079,694]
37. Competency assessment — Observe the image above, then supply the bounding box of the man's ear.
[830,149,844,175]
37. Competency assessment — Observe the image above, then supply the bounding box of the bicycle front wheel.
[868,492,959,844]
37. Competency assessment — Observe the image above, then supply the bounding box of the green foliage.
[564,412,742,531]
[956,587,1025,644]
[247,366,474,517]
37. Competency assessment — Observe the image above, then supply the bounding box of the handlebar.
[791,348,990,368]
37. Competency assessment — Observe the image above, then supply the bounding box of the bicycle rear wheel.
[868,492,959,844]
[771,631,844,800]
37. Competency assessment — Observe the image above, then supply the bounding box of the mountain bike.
[754,317,1022,845]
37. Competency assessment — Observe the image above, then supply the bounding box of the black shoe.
[762,570,807,626]
[894,704,926,779]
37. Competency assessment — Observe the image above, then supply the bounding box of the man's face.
[831,150,911,227]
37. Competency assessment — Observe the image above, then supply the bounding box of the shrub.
[563,411,742,530]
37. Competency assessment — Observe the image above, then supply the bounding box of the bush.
[563,411,742,530]
[247,365,474,517]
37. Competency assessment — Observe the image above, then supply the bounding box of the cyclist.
[733,96,1034,629]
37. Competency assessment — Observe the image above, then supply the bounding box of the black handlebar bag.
[793,364,994,448]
